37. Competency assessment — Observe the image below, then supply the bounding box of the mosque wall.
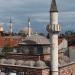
[25,68,49,75]
[0,64,50,75]
[59,62,75,75]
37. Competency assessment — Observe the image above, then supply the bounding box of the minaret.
[47,0,60,75]
[28,17,31,36]
[9,17,13,35]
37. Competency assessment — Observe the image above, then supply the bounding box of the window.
[37,45,43,54]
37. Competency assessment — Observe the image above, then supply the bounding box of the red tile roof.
[0,36,22,48]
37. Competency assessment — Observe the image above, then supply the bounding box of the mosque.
[0,0,75,75]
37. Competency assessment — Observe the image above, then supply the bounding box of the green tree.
[2,46,13,54]
[39,33,45,36]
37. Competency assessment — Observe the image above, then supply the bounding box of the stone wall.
[0,64,50,75]
[26,68,49,75]
[26,68,42,75]
[59,62,75,75]
[0,62,75,75]
[42,69,50,75]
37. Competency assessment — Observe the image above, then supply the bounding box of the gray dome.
[20,34,50,45]
[16,60,24,65]
[0,59,7,64]
[35,60,48,68]
[24,60,35,67]
[7,59,16,65]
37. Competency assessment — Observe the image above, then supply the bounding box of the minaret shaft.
[9,17,13,35]
[50,11,59,75]
[50,34,58,75]
[10,23,13,34]
[50,12,58,24]
[49,0,60,75]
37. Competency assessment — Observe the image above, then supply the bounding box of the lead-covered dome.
[19,27,32,35]
[35,60,48,68]
[20,34,50,45]
[24,60,35,67]
[16,60,24,65]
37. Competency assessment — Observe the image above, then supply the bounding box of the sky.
[0,0,75,34]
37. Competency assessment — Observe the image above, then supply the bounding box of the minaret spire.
[28,17,31,36]
[50,0,58,12]
[9,17,13,35]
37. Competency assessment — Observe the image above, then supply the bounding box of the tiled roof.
[0,36,22,47]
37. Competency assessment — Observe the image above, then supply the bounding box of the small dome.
[0,59,7,64]
[7,59,16,65]
[24,60,35,67]
[21,34,50,45]
[35,60,47,68]
[16,60,24,65]
[20,27,32,35]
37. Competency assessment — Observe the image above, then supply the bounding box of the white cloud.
[0,0,74,32]
[0,0,50,7]
[26,11,75,23]
[59,11,75,22]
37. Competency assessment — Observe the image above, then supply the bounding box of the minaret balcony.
[47,24,61,33]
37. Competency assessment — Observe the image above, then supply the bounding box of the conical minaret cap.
[50,0,58,12]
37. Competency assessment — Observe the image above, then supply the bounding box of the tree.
[2,45,13,54]
[18,30,27,37]
[38,33,45,36]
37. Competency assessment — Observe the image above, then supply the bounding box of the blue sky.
[0,0,75,33]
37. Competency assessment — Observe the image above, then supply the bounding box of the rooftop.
[19,34,50,45]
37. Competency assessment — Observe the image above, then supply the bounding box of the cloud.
[59,11,75,22]
[26,11,75,23]
[0,0,74,32]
